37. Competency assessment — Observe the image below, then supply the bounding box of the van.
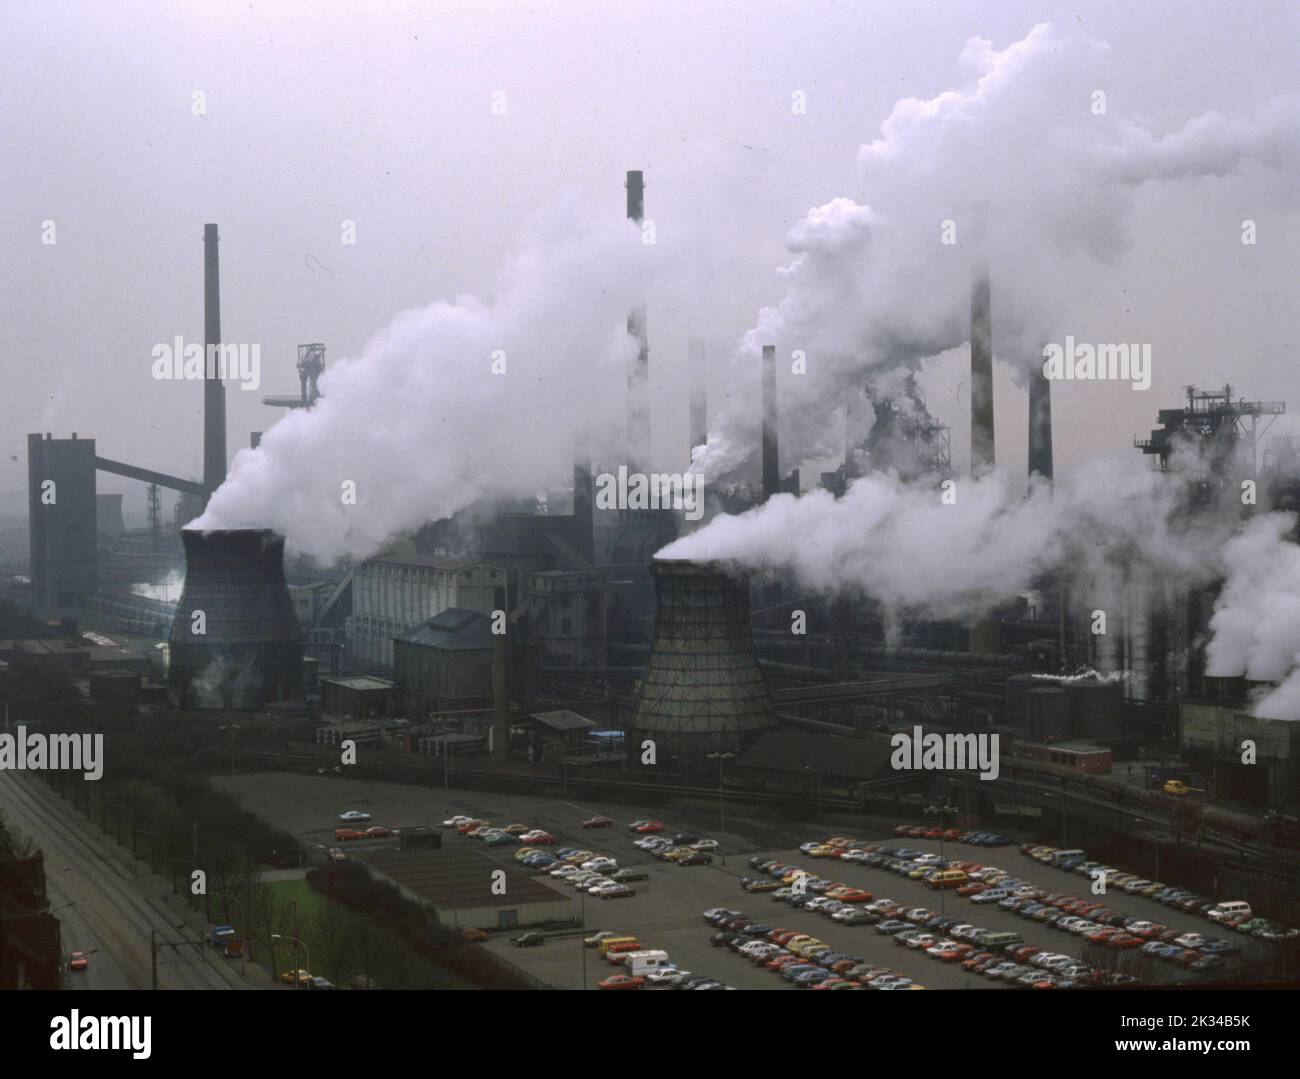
[624,949,670,977]
[926,870,969,890]
[597,936,639,956]
[1050,849,1086,867]
[1207,901,1251,924]
[980,931,1023,950]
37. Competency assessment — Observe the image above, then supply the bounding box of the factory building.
[27,434,98,609]
[522,570,608,669]
[393,608,495,718]
[345,549,505,669]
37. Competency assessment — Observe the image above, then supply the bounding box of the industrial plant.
[2,5,1297,1011]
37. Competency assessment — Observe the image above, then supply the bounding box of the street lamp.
[219,724,242,778]
[705,752,735,865]
[926,801,959,922]
[271,933,311,989]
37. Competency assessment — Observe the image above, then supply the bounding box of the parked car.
[338,810,371,823]
[512,932,546,947]
[582,817,614,829]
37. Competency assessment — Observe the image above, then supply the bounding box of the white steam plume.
[1207,513,1300,720]
[692,23,1300,481]
[194,198,651,562]
[663,457,1229,618]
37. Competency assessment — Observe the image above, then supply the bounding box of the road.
[0,772,248,990]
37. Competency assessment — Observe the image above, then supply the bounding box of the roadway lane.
[0,772,245,990]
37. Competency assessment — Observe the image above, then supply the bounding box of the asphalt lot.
[215,772,1240,990]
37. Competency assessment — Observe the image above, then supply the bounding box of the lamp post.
[272,933,310,989]
[705,752,735,865]
[926,800,959,923]
[219,723,242,778]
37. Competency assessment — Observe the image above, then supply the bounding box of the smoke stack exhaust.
[969,205,994,476]
[1028,361,1054,488]
[761,344,779,499]
[689,338,707,463]
[625,171,650,471]
[203,224,227,505]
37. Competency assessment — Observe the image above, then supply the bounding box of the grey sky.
[2,0,1297,526]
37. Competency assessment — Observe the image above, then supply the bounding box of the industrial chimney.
[689,338,707,463]
[625,171,651,471]
[631,558,778,757]
[969,206,994,476]
[203,224,227,505]
[168,529,303,709]
[1028,362,1053,488]
[761,344,779,499]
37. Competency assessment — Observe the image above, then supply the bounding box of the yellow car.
[790,939,824,958]
[808,845,835,858]
[825,837,856,848]
[782,869,811,884]
[514,846,544,861]
[280,968,312,986]
[662,848,695,862]
[1163,780,1195,796]
[502,824,531,835]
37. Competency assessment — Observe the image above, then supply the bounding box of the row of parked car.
[703,908,923,989]
[633,830,719,866]
[1019,843,1299,942]
[893,824,1012,846]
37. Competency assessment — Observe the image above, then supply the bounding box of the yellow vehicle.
[789,938,824,957]
[597,936,639,956]
[280,968,312,986]
[662,848,695,862]
[926,870,970,890]
[782,869,812,884]
[808,845,835,858]
[1163,779,1203,796]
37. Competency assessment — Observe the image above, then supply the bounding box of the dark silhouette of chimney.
[203,224,227,504]
[625,171,650,471]
[969,206,994,476]
[689,338,707,462]
[1028,362,1054,488]
[761,345,779,499]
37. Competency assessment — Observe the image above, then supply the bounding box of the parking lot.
[215,773,1261,989]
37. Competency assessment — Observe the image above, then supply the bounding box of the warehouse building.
[359,847,572,930]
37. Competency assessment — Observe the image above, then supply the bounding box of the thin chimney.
[969,205,994,476]
[203,224,227,504]
[761,345,779,499]
[1028,361,1054,489]
[625,172,650,471]
[689,338,707,462]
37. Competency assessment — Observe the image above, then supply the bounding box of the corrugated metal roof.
[396,608,494,651]
[527,709,598,731]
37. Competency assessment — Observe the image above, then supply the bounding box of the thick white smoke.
[195,198,652,562]
[662,456,1230,629]
[1207,513,1300,720]
[692,23,1300,481]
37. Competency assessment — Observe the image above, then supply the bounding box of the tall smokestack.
[689,338,707,463]
[203,224,227,504]
[625,171,650,471]
[1028,361,1054,489]
[761,345,779,499]
[969,205,994,476]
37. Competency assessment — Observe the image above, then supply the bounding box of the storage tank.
[631,559,778,756]
[168,529,303,709]
[1025,686,1072,741]
[1003,673,1038,727]
[1069,678,1124,740]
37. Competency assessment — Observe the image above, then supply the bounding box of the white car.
[338,810,372,822]
[441,815,473,827]
[1122,879,1154,893]
[550,865,581,878]
[645,967,685,984]
[1174,933,1207,949]
[582,878,616,892]
[581,857,618,872]
[691,839,719,852]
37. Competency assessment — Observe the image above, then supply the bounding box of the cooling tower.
[168,529,303,709]
[631,559,778,755]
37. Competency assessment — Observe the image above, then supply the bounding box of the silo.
[168,529,303,709]
[631,558,778,756]
[1003,673,1038,728]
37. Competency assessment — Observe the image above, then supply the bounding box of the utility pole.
[151,930,157,989]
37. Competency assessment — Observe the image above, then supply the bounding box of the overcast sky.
[1,0,1297,528]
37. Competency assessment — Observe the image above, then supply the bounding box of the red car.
[1108,934,1143,949]
[956,882,987,897]
[582,817,613,829]
[598,974,645,990]
[364,826,390,839]
[334,828,365,841]
[633,821,664,834]
[68,951,88,971]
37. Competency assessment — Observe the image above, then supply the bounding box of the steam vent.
[631,558,778,756]
[168,529,303,709]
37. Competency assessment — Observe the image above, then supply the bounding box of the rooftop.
[359,847,569,911]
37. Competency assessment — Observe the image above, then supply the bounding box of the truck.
[210,924,242,957]
[623,949,671,977]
